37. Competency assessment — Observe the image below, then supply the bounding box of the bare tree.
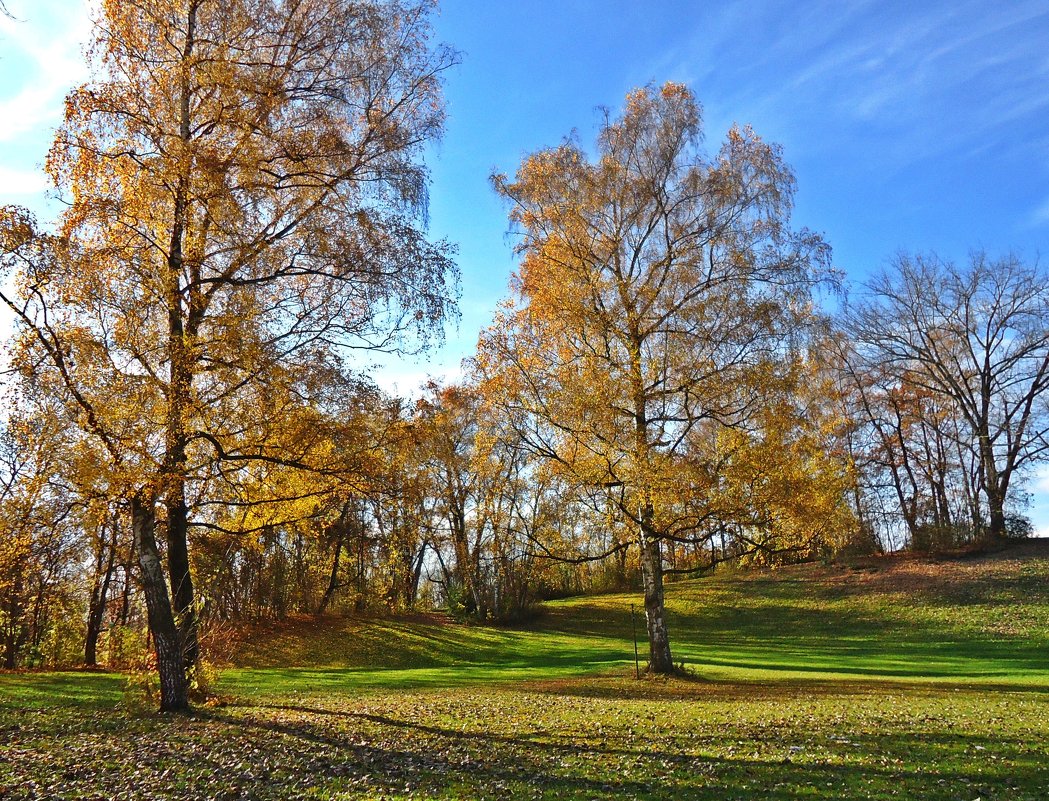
[845,252,1049,540]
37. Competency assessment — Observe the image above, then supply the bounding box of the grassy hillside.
[1,544,1047,800]
[221,543,1049,696]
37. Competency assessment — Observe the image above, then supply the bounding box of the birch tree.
[1,0,457,711]
[481,83,832,673]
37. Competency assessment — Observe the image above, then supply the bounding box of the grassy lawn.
[1,546,1047,799]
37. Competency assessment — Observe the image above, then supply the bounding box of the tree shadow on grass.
[2,682,1045,800]
[201,699,1049,801]
[220,649,629,698]
[206,704,659,799]
[523,674,1049,703]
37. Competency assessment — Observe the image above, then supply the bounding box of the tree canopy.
[1,0,458,711]
[479,83,843,672]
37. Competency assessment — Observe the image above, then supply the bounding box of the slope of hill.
[222,543,1049,697]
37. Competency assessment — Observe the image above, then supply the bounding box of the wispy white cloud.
[369,360,464,399]
[1034,465,1049,494]
[0,164,49,195]
[0,0,92,144]
[1030,466,1049,540]
[646,0,1049,170]
[1030,198,1049,229]
[0,1,91,213]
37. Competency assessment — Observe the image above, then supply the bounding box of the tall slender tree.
[1,0,457,712]
[481,83,832,672]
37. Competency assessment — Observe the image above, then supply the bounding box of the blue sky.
[3,0,1049,525]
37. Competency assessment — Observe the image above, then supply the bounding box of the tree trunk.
[987,497,1006,540]
[3,573,24,669]
[132,495,189,713]
[164,21,199,666]
[976,418,1007,540]
[639,527,673,674]
[470,526,488,621]
[166,492,198,669]
[449,502,481,617]
[6,623,28,670]
[85,523,118,666]
[84,592,102,667]
[119,562,133,625]
[28,574,49,663]
[409,543,426,607]
[980,442,1006,539]
[317,525,345,615]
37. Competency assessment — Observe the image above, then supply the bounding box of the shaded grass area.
[1,547,1048,799]
[222,619,633,697]
[0,679,1046,800]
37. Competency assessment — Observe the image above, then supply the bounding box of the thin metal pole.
[631,603,640,679]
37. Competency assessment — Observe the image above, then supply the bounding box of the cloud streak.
[0,3,91,142]
[1030,198,1049,229]
[653,0,1049,171]
[0,164,49,195]
[0,1,91,213]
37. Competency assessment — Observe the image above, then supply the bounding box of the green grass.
[0,669,125,709]
[222,548,1049,696]
[1,546,1048,799]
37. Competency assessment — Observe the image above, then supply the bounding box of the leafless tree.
[845,252,1049,540]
